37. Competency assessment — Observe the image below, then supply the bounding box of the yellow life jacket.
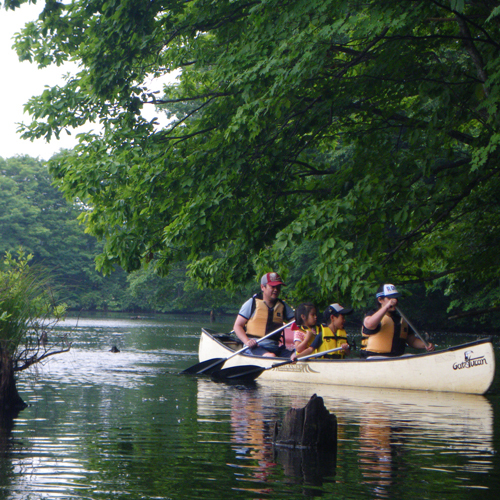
[246,296,286,338]
[361,312,408,355]
[315,325,348,359]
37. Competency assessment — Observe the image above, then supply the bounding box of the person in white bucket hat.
[360,284,434,358]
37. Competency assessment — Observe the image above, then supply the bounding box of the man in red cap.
[233,272,295,357]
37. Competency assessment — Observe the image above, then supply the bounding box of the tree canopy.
[7,0,500,314]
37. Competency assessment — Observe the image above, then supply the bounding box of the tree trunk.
[272,395,337,488]
[0,350,27,416]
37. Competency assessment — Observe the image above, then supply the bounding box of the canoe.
[198,329,496,394]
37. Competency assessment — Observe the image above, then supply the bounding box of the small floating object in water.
[109,346,120,353]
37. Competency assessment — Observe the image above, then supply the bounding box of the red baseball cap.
[261,272,286,286]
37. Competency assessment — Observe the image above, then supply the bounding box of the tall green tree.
[7,1,500,316]
[0,156,251,314]
[0,155,138,311]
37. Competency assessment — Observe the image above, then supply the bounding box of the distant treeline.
[0,155,250,315]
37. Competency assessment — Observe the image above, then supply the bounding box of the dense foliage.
[0,156,249,314]
[0,155,100,307]
[5,1,500,324]
[0,155,127,310]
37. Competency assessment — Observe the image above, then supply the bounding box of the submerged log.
[273,394,337,450]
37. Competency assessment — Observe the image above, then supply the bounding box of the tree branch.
[448,306,500,320]
[152,91,235,105]
[399,267,460,284]
[14,345,72,372]
[455,15,489,95]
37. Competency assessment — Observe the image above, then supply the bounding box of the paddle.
[211,345,345,382]
[181,321,294,375]
[396,307,430,348]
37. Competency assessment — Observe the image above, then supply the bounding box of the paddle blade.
[181,358,225,375]
[211,364,265,382]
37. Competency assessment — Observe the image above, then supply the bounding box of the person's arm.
[233,315,257,348]
[284,302,296,321]
[407,333,435,351]
[296,329,322,358]
[294,329,315,353]
[296,346,314,358]
[363,299,396,330]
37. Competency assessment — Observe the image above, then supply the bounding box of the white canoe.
[198,329,496,394]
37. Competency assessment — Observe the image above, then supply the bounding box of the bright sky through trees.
[0,3,173,159]
[0,3,79,159]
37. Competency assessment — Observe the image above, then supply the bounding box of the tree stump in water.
[273,394,337,450]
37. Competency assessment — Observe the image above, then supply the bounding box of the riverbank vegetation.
[0,151,492,333]
[3,1,500,332]
[0,250,68,413]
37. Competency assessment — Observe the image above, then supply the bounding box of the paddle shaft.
[211,345,346,381]
[227,320,295,360]
[396,307,429,348]
[272,346,345,368]
[181,320,294,374]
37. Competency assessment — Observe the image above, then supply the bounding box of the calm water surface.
[2,314,500,499]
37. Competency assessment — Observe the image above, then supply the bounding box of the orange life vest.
[361,312,408,355]
[246,296,287,338]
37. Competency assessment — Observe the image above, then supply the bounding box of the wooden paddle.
[396,307,430,348]
[211,346,345,382]
[181,321,294,375]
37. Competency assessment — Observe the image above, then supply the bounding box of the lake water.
[2,313,500,499]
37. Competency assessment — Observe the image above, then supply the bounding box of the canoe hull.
[199,329,496,394]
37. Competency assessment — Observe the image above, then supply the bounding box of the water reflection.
[229,387,278,494]
[197,378,495,497]
[358,406,405,498]
[4,317,498,499]
[197,379,338,495]
[258,381,494,497]
[197,380,278,494]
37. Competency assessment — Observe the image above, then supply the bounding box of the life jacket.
[361,312,408,355]
[245,293,287,339]
[316,325,348,359]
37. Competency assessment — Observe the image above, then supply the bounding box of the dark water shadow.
[0,411,19,493]
[274,446,337,496]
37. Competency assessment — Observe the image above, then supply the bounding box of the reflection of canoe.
[199,329,496,394]
[196,378,494,455]
[260,381,494,445]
